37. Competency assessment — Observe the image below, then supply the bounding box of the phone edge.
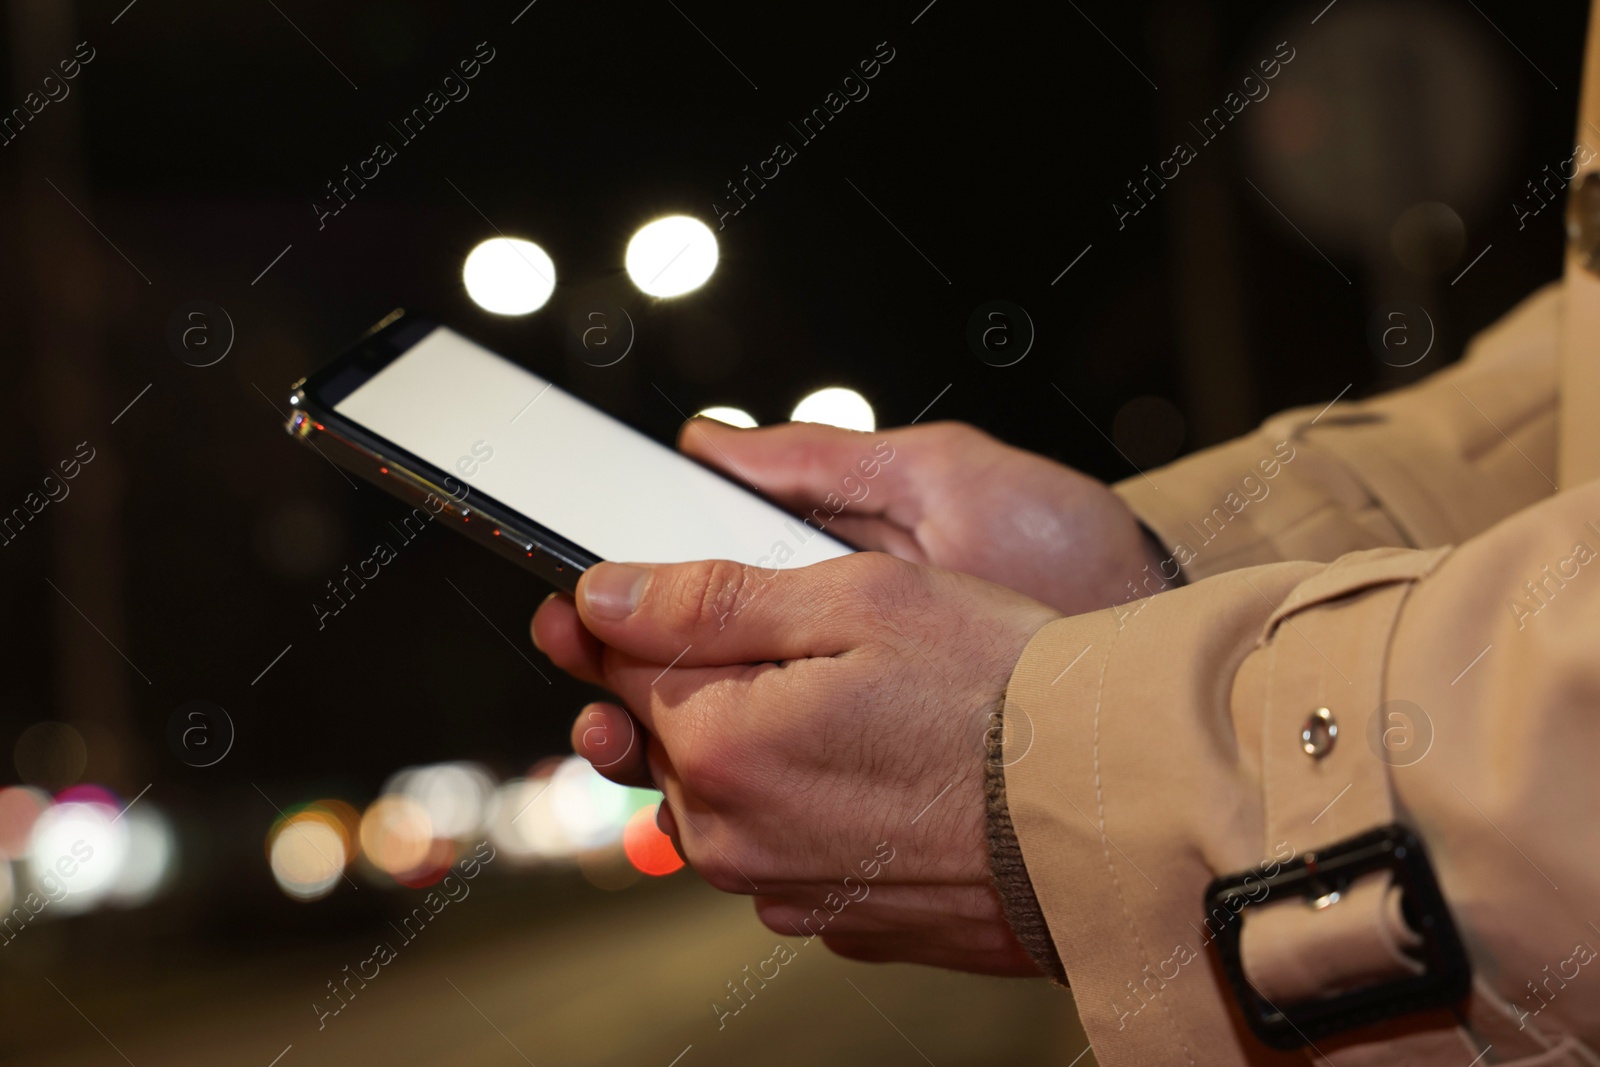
[284,386,599,594]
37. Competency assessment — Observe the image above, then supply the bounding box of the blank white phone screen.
[334,326,854,569]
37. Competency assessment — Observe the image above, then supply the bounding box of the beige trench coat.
[996,6,1600,1065]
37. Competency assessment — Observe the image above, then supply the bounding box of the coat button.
[1301,707,1337,758]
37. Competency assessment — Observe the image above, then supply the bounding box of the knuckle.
[673,735,744,803]
[672,743,718,792]
[673,558,755,631]
[916,419,987,452]
[839,549,917,603]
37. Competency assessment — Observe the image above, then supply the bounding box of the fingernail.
[583,563,651,621]
[528,591,560,652]
[694,413,744,430]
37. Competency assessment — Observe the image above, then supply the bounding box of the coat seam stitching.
[1090,623,1197,1067]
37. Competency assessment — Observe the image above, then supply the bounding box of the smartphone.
[284,310,854,592]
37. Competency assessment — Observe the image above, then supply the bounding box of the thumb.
[678,418,902,516]
[574,555,903,666]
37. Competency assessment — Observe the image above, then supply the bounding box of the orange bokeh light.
[623,805,684,877]
[309,799,362,856]
[359,795,434,876]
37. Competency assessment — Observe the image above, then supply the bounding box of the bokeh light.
[309,799,362,853]
[0,786,50,860]
[695,406,757,429]
[57,783,120,808]
[485,776,545,860]
[625,216,718,297]
[549,757,632,850]
[1112,395,1187,469]
[578,848,643,891]
[109,808,175,907]
[248,763,673,899]
[392,837,457,889]
[463,237,557,315]
[358,795,434,878]
[28,799,129,914]
[485,773,569,861]
[623,804,684,876]
[386,762,494,840]
[1389,200,1466,276]
[791,387,875,431]
[269,811,347,902]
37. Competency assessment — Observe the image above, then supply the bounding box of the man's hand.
[531,552,1060,976]
[680,417,1166,617]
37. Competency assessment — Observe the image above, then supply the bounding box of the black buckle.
[1203,823,1471,1050]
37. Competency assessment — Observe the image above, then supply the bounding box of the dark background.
[0,0,1587,1063]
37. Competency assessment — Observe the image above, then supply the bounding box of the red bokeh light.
[623,805,684,877]
[393,837,456,888]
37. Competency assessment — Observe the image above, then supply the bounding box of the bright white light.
[463,237,557,315]
[550,757,632,850]
[486,776,570,861]
[27,802,128,915]
[695,406,757,429]
[484,779,540,861]
[109,808,175,908]
[390,762,494,841]
[791,387,875,432]
[626,216,718,297]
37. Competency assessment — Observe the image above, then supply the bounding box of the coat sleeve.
[1114,285,1562,584]
[992,478,1600,1065]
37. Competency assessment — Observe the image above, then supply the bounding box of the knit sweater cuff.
[984,702,1067,983]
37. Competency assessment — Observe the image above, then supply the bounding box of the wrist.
[1086,499,1184,615]
[983,701,1068,982]
[1135,520,1182,587]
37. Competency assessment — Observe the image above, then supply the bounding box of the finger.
[753,884,1001,937]
[595,644,774,735]
[652,787,769,896]
[532,592,606,685]
[751,886,1038,973]
[655,794,679,841]
[680,419,927,559]
[812,513,926,560]
[574,552,917,667]
[569,702,652,787]
[631,727,817,902]
[679,418,903,516]
[591,649,787,810]
[819,932,1040,976]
